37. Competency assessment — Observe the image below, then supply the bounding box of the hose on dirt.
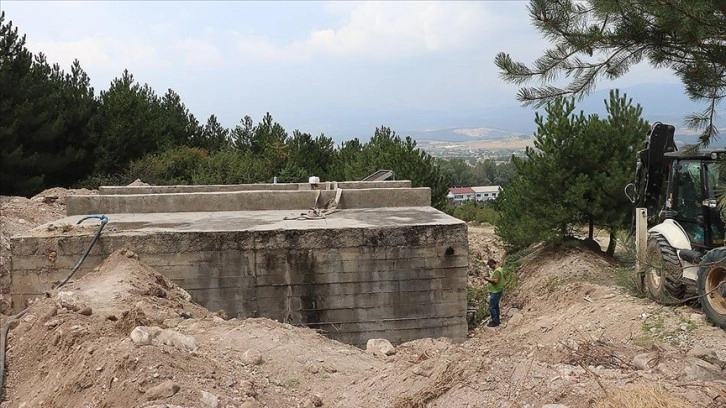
[0,214,108,399]
[55,215,109,289]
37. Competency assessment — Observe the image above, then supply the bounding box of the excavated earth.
[0,189,725,408]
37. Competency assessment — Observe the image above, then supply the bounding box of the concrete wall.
[10,222,468,347]
[66,188,431,215]
[98,180,412,195]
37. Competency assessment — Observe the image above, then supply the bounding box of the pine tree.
[495,92,648,253]
[0,12,98,196]
[95,70,164,175]
[194,114,230,152]
[495,0,726,144]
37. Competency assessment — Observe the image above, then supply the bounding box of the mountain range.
[312,83,726,148]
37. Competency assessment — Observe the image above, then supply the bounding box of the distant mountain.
[287,83,725,146]
[401,83,726,146]
[404,127,527,143]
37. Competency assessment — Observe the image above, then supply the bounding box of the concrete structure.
[9,181,468,347]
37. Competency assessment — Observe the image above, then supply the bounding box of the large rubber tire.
[697,249,726,330]
[644,233,686,302]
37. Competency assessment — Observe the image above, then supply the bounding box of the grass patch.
[282,378,300,388]
[613,230,637,267]
[642,313,664,334]
[594,383,692,408]
[614,267,645,298]
[678,316,698,332]
[466,286,489,329]
[542,276,561,293]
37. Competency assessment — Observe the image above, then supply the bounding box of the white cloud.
[175,38,225,68]
[30,36,171,72]
[236,1,497,61]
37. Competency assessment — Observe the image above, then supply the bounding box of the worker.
[484,258,504,327]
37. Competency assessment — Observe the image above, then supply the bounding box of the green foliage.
[284,130,335,181]
[193,114,231,153]
[447,201,497,225]
[0,12,99,196]
[94,70,163,175]
[128,147,208,185]
[466,285,490,329]
[495,0,726,144]
[495,91,648,252]
[614,267,645,298]
[438,158,517,188]
[328,127,450,208]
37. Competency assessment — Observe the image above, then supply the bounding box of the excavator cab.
[665,156,726,249]
[629,122,726,251]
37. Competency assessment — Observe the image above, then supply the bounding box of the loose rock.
[632,352,657,371]
[200,390,220,408]
[144,380,180,401]
[240,400,260,408]
[242,349,263,365]
[366,338,395,356]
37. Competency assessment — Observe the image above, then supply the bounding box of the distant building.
[447,185,501,204]
[447,187,476,203]
[471,185,501,201]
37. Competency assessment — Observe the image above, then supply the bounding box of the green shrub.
[466,285,489,329]
[447,201,498,224]
[129,146,208,185]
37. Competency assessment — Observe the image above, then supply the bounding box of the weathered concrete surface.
[10,207,468,346]
[99,180,412,195]
[66,188,430,216]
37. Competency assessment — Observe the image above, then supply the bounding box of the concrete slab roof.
[16,207,465,239]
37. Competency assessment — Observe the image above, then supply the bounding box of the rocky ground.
[0,189,724,408]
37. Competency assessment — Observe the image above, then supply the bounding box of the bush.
[129,146,208,185]
[447,201,498,224]
[466,285,489,329]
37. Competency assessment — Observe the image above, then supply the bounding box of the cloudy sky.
[3,1,684,139]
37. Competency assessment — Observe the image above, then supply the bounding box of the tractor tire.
[697,249,726,330]
[644,233,686,302]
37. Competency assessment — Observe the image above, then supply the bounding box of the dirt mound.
[335,241,725,407]
[2,250,383,408]
[1,188,97,312]
[127,179,150,187]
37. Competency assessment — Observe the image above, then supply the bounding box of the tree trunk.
[606,231,617,256]
[588,217,594,240]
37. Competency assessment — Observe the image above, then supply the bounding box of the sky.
[2,1,687,140]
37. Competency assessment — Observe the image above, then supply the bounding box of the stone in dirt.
[684,358,725,382]
[144,380,180,401]
[200,390,220,408]
[366,338,395,356]
[242,349,263,365]
[56,291,86,312]
[633,352,657,371]
[686,346,719,366]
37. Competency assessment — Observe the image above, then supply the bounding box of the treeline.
[0,12,512,209]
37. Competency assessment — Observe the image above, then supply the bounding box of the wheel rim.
[705,266,726,315]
